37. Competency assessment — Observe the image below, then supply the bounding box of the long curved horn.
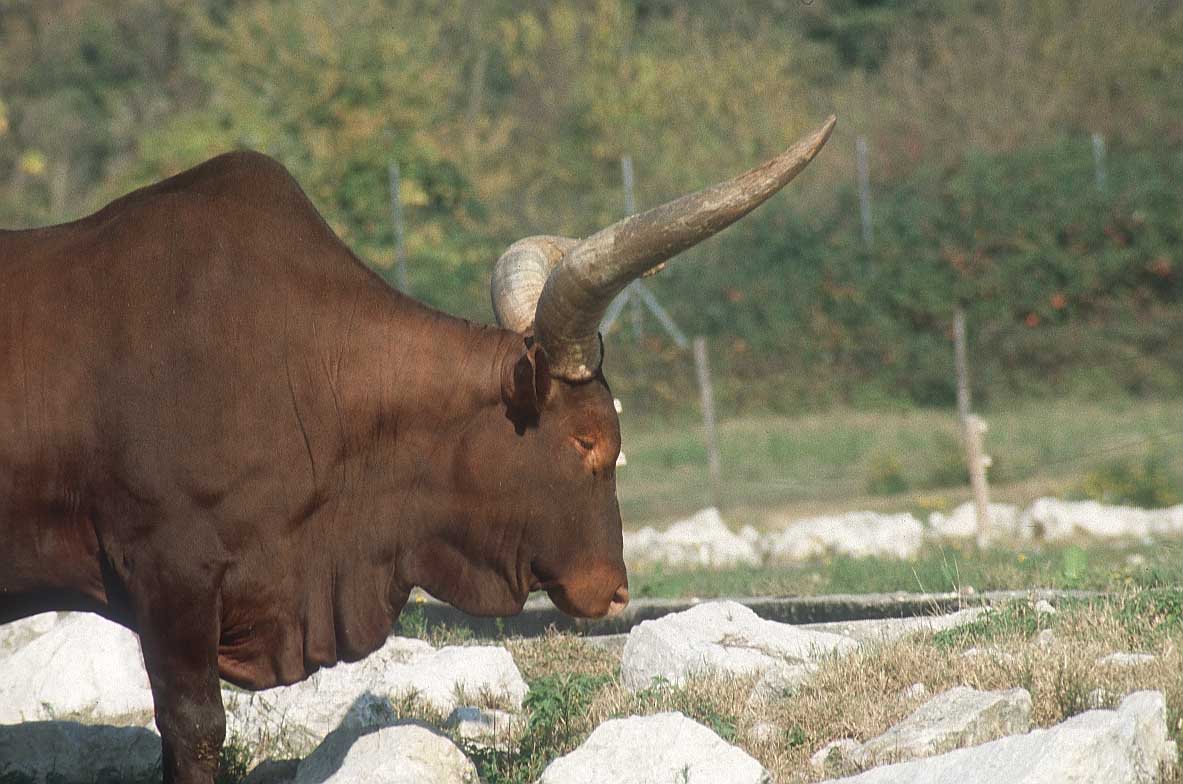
[535,115,836,381]
[490,236,577,332]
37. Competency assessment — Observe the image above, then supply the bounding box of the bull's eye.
[572,435,596,453]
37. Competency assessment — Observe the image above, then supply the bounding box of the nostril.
[607,585,630,616]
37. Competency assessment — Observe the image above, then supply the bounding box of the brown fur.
[0,152,626,783]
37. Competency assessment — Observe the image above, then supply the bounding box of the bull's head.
[487,116,836,618]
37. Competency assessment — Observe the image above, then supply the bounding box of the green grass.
[616,398,1183,525]
[628,539,1183,600]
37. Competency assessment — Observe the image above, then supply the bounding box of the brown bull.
[0,116,834,782]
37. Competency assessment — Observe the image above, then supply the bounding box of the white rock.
[623,508,761,569]
[901,683,929,701]
[241,758,300,784]
[294,722,477,784]
[621,600,857,692]
[1018,498,1183,542]
[1089,688,1117,709]
[959,647,1017,664]
[0,611,61,659]
[0,721,162,782]
[820,691,1176,783]
[225,637,527,753]
[1033,599,1057,617]
[0,613,155,725]
[804,609,984,645]
[928,503,1019,540]
[749,721,779,743]
[538,712,769,784]
[444,706,524,750]
[765,512,924,561]
[1098,652,1157,668]
[857,687,1032,766]
[812,738,863,777]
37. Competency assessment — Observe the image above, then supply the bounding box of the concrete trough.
[411,589,1101,639]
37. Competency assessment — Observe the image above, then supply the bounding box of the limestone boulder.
[928,503,1019,540]
[225,636,527,754]
[294,722,477,784]
[856,686,1032,766]
[0,722,162,783]
[802,609,984,645]
[1018,498,1183,542]
[623,508,761,569]
[821,691,1175,784]
[538,711,769,784]
[444,706,524,751]
[0,612,154,725]
[1098,652,1156,668]
[764,512,924,562]
[0,611,60,659]
[621,600,857,692]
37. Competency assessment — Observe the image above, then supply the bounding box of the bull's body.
[2,151,517,673]
[1,116,833,782]
[2,152,627,780]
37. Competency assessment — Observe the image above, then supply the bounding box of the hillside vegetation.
[1,0,1180,411]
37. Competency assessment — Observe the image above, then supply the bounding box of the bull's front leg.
[116,522,230,784]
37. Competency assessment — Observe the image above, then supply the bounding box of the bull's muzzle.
[606,584,630,618]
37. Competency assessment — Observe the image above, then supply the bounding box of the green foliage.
[628,538,1183,600]
[397,604,430,638]
[922,433,969,489]
[867,452,908,496]
[397,603,474,646]
[1073,452,1183,508]
[1115,588,1183,641]
[216,740,252,784]
[520,674,613,752]
[466,673,613,784]
[931,601,1043,651]
[2,0,1181,409]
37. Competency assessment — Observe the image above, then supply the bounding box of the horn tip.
[806,115,838,156]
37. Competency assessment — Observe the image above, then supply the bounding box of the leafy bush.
[1073,452,1183,508]
[867,452,909,495]
[467,673,613,784]
[922,432,969,489]
[615,137,1183,414]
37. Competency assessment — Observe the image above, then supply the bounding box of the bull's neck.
[339,284,532,615]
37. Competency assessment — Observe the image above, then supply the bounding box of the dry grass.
[227,594,1183,783]
[759,603,1183,781]
[490,595,1183,783]
[507,630,621,682]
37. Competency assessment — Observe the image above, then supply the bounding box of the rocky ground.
[1,590,1180,783]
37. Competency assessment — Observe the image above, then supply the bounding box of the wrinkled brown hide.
[0,152,626,783]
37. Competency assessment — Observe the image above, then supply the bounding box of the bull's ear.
[503,339,551,426]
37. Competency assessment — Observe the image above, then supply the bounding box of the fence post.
[388,162,408,293]
[693,336,722,510]
[953,307,992,543]
[1091,132,1107,193]
[856,135,873,250]
[621,154,644,339]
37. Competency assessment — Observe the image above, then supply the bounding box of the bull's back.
[0,152,377,615]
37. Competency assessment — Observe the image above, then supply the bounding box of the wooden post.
[693,336,722,510]
[954,307,992,543]
[388,162,408,292]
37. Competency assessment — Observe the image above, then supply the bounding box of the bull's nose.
[606,585,630,617]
